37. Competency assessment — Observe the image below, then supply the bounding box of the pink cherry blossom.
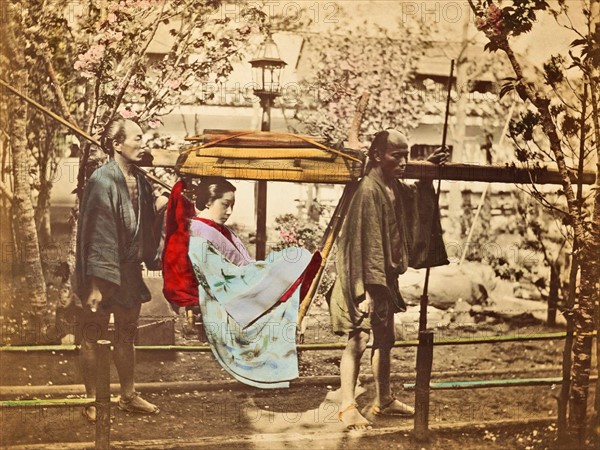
[279,226,299,245]
[119,109,138,119]
[147,118,162,129]
[475,17,487,31]
[486,4,504,34]
[476,4,504,37]
[165,78,183,90]
[74,43,106,75]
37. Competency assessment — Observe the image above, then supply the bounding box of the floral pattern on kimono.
[188,221,314,388]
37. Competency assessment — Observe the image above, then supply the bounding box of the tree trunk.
[569,232,598,443]
[499,42,595,441]
[585,57,600,432]
[5,5,47,311]
[568,80,600,446]
[35,180,53,247]
[547,261,559,326]
[465,0,599,440]
[557,257,575,442]
[589,157,600,442]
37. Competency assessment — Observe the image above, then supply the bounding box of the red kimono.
[162,180,198,307]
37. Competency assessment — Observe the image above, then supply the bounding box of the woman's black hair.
[194,177,236,211]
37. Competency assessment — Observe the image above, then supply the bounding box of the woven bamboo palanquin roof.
[176,130,365,183]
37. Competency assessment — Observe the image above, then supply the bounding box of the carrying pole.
[0,77,171,192]
[297,181,359,335]
[414,59,454,441]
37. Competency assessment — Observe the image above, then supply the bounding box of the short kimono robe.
[75,160,160,308]
[329,168,448,334]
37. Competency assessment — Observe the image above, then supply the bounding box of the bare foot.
[369,398,415,417]
[82,405,96,423]
[118,392,160,414]
[325,382,367,404]
[338,403,372,430]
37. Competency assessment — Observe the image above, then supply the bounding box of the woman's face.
[205,190,235,224]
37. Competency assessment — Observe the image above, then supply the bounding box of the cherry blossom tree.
[1,3,48,313]
[291,15,434,145]
[4,0,270,315]
[468,0,600,443]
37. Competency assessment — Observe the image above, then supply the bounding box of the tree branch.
[587,79,600,174]
[108,0,168,121]
[42,52,79,127]
[516,183,569,217]
[500,40,584,238]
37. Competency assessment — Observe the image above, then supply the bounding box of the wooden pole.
[414,59,454,440]
[4,374,597,407]
[346,93,370,149]
[296,181,358,333]
[255,180,268,260]
[406,375,599,391]
[0,77,171,192]
[255,94,275,260]
[95,340,111,450]
[0,330,578,355]
[2,77,595,186]
[414,329,434,441]
[166,151,595,185]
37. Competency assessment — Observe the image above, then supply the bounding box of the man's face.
[377,139,409,180]
[115,121,144,163]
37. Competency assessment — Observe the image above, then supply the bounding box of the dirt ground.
[1,303,598,449]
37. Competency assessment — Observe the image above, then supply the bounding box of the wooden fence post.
[95,340,111,450]
[414,330,434,441]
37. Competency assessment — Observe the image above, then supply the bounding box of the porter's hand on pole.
[426,146,450,165]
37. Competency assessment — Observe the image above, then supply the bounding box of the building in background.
[50,3,580,251]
